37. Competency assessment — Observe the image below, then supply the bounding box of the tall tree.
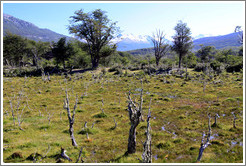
[151,29,169,67]
[3,33,29,67]
[52,37,72,69]
[69,9,118,69]
[172,21,193,69]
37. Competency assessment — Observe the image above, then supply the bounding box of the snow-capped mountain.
[193,34,213,40]
[113,33,175,51]
[113,34,153,51]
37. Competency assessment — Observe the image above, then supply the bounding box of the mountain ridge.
[3,13,73,42]
[3,13,242,52]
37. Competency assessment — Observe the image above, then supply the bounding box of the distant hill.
[193,32,242,51]
[126,32,242,55]
[3,13,73,42]
[3,13,241,52]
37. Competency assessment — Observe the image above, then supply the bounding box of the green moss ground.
[2,69,243,163]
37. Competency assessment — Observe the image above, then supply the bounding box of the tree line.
[3,9,243,76]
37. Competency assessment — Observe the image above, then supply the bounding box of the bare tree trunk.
[128,124,138,154]
[142,99,152,163]
[9,99,16,126]
[65,89,78,147]
[151,29,169,68]
[17,105,26,131]
[185,63,188,80]
[127,89,143,154]
[197,114,211,162]
[76,147,84,163]
[113,117,117,130]
[178,53,182,70]
[232,112,238,128]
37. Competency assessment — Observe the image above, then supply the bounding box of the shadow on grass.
[105,151,129,163]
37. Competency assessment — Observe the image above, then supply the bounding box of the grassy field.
[2,68,243,163]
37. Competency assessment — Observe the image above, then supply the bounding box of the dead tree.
[64,89,78,147]
[47,72,50,81]
[76,146,84,163]
[91,122,95,128]
[17,105,26,131]
[142,99,152,163]
[111,117,117,130]
[38,145,51,162]
[212,113,219,127]
[150,29,169,67]
[61,147,72,161]
[232,112,238,128]
[41,69,46,82]
[45,107,54,125]
[9,98,17,126]
[9,94,25,129]
[84,121,87,128]
[139,80,144,122]
[127,89,144,154]
[197,113,212,162]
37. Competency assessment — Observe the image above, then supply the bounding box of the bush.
[93,112,107,118]
[108,65,122,75]
[194,63,205,72]
[101,68,107,75]
[7,152,23,159]
[173,138,185,144]
[210,60,222,73]
[156,141,173,149]
[226,63,243,73]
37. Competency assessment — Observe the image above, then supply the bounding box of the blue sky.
[2,1,245,40]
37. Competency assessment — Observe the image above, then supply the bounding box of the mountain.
[193,32,242,51]
[116,32,241,52]
[3,13,72,42]
[114,34,153,51]
[126,32,241,55]
[3,14,241,52]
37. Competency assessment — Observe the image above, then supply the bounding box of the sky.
[2,1,245,40]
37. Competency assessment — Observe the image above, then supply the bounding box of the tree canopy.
[172,20,193,69]
[68,9,119,69]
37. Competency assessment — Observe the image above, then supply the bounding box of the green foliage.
[69,9,119,69]
[108,65,123,75]
[210,60,221,72]
[27,40,51,70]
[3,33,29,67]
[196,45,216,63]
[183,52,197,68]
[67,41,90,69]
[52,37,73,69]
[172,20,193,68]
[194,63,205,72]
